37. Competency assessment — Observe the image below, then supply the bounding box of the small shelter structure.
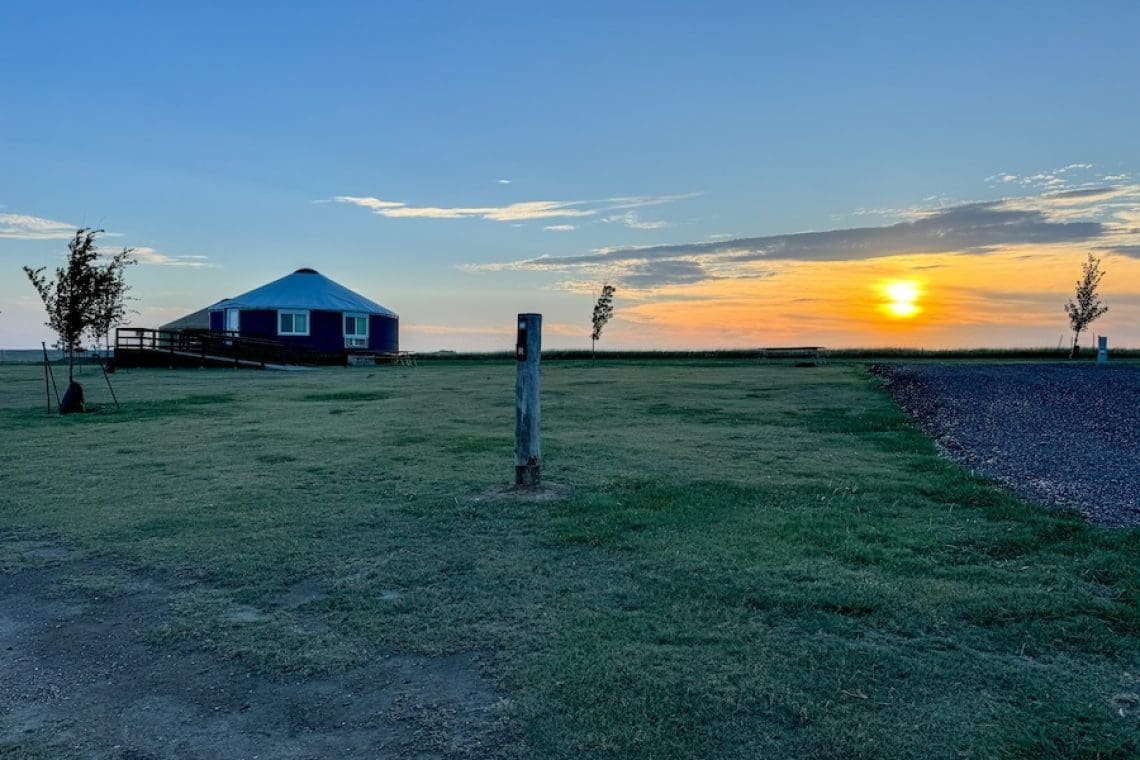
[160,302,224,333]
[208,268,398,354]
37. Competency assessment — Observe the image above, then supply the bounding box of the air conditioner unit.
[345,337,368,348]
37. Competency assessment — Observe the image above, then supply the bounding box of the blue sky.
[3,2,1139,349]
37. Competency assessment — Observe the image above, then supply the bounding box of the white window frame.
[224,308,240,334]
[344,313,369,339]
[344,313,369,348]
[278,309,310,336]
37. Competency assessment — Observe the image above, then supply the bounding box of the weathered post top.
[515,313,542,487]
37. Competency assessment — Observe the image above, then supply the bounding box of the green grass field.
[1,360,1137,758]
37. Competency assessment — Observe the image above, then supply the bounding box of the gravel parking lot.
[873,363,1140,528]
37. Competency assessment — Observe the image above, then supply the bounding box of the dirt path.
[0,537,514,759]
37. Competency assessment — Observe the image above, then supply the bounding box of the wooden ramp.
[115,328,337,369]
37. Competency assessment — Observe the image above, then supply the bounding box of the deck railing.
[115,328,333,367]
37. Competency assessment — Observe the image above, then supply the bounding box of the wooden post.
[1097,335,1108,365]
[515,313,542,487]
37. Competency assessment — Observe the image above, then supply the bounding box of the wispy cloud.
[464,185,1140,290]
[326,192,697,224]
[326,197,406,212]
[331,195,595,221]
[601,194,700,211]
[0,210,217,267]
[543,224,577,232]
[603,211,670,230]
[836,196,957,223]
[0,213,77,240]
[1041,186,1132,203]
[131,246,218,268]
[984,163,1097,192]
[497,179,511,185]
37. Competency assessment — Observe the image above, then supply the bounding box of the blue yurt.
[208,268,398,354]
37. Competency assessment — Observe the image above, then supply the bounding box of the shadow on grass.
[298,391,391,402]
[0,393,237,428]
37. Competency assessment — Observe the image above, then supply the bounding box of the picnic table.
[377,351,416,366]
[759,347,827,364]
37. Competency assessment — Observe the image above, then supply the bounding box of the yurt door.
[224,308,240,340]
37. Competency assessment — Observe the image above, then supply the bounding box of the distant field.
[0,350,52,364]
[420,347,1140,362]
[4,345,1139,365]
[1,360,1137,758]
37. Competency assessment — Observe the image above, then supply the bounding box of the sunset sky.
[2,2,1138,351]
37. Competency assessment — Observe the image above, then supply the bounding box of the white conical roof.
[213,269,397,317]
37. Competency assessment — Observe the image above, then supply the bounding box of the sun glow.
[608,248,1140,350]
[881,279,922,319]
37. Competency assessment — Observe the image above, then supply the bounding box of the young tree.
[1064,253,1108,358]
[590,283,616,360]
[89,247,136,358]
[24,228,135,382]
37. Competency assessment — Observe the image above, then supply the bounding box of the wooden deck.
[114,328,339,369]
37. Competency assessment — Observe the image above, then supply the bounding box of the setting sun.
[881,280,922,319]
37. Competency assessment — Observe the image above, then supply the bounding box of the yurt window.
[344,313,369,347]
[342,314,369,339]
[278,310,310,336]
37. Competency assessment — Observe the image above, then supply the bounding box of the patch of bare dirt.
[0,534,516,759]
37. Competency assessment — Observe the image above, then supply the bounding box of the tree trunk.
[1070,330,1081,359]
[68,347,75,382]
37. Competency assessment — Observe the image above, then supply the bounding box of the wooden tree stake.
[42,342,60,410]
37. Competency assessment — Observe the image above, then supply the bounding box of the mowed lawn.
[1,360,1137,758]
